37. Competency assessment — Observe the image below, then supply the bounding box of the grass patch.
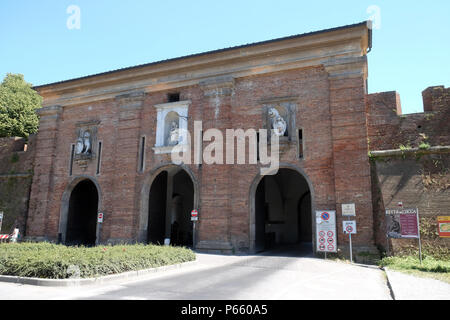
[0,242,196,279]
[380,255,450,284]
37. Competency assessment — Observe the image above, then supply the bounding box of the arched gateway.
[139,164,198,247]
[250,166,314,254]
[59,177,101,246]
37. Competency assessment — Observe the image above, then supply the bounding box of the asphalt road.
[0,250,392,300]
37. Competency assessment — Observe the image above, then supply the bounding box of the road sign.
[386,207,422,264]
[343,221,357,234]
[342,203,356,216]
[316,210,336,253]
[191,209,198,221]
[97,212,104,223]
[385,208,419,238]
[321,212,330,221]
[438,216,450,238]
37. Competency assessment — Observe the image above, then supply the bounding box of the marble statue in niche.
[169,121,180,145]
[75,130,92,155]
[268,107,287,137]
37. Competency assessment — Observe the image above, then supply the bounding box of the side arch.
[58,175,102,245]
[248,163,316,253]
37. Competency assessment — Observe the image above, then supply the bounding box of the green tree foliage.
[0,73,42,138]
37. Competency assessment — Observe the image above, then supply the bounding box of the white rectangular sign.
[97,212,104,223]
[343,221,357,234]
[316,210,337,253]
[342,203,356,216]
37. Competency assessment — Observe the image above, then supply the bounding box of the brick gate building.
[27,21,377,254]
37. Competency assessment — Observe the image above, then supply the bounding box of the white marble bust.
[268,108,287,136]
[75,130,92,155]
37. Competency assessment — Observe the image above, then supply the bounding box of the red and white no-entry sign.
[97,212,104,223]
[343,221,356,234]
[191,209,198,221]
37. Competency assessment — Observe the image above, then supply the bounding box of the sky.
[0,0,449,114]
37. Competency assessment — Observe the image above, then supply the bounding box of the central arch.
[249,164,315,255]
[139,164,199,247]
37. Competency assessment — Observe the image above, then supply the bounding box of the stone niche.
[73,120,100,168]
[153,100,190,154]
[261,98,297,152]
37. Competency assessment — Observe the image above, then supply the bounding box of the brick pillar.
[107,91,145,243]
[196,76,234,253]
[325,56,377,255]
[422,86,449,113]
[26,105,62,241]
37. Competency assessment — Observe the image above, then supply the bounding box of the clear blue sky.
[1,0,448,114]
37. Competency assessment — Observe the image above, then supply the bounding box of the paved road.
[0,252,391,300]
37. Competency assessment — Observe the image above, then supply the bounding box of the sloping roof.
[33,21,371,90]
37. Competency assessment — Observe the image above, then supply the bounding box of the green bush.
[380,255,450,273]
[0,242,196,279]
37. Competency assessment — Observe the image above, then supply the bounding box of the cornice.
[36,23,370,107]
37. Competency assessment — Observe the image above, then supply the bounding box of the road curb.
[0,260,197,287]
[382,267,396,300]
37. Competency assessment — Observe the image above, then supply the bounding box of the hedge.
[0,242,196,279]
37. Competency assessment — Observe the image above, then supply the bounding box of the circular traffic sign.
[319,237,325,244]
[319,244,326,251]
[327,244,334,251]
[321,212,330,221]
[319,231,325,237]
[327,237,334,244]
[327,231,334,238]
[346,225,353,233]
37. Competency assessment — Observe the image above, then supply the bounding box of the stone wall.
[370,153,450,257]
[367,86,450,257]
[0,136,36,236]
[367,86,450,151]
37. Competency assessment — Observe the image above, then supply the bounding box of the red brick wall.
[28,66,377,254]
[367,86,450,151]
[367,86,450,255]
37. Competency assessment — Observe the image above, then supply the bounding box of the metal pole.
[349,232,353,263]
[0,211,3,233]
[193,221,196,250]
[416,210,423,265]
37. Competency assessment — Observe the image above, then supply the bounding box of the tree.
[0,73,42,138]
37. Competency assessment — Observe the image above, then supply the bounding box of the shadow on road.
[256,242,314,258]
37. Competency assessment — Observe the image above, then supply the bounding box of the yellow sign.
[438,216,450,238]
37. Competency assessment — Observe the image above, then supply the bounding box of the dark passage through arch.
[65,179,99,246]
[254,168,312,255]
[148,167,194,247]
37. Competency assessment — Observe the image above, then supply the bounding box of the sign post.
[343,221,357,263]
[96,212,104,246]
[316,211,337,259]
[0,212,3,233]
[416,209,422,265]
[191,209,198,250]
